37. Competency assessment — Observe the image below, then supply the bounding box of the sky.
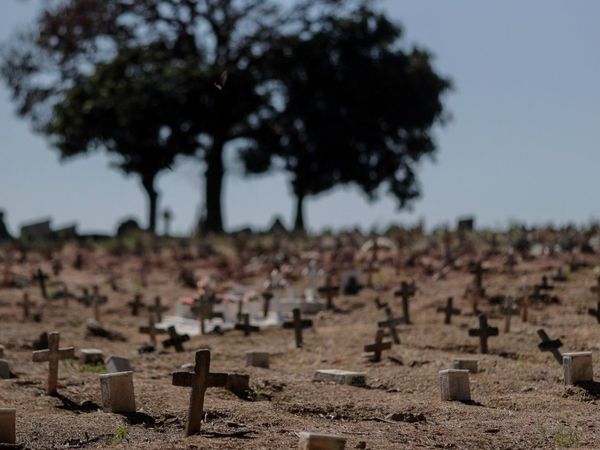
[1,0,600,235]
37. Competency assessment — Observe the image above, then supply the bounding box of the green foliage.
[112,426,130,445]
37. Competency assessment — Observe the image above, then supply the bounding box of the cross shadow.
[573,380,600,398]
[53,392,100,413]
[120,411,157,427]
[459,399,485,407]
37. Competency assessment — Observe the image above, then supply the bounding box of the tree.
[1,0,280,233]
[46,46,198,232]
[241,5,451,231]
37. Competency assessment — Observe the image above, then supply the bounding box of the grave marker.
[437,297,460,325]
[17,292,34,321]
[394,281,416,324]
[162,326,190,352]
[91,286,108,322]
[563,352,593,385]
[32,331,74,395]
[246,351,269,368]
[283,308,313,349]
[191,298,223,335]
[313,369,366,387]
[262,291,274,318]
[172,349,228,436]
[139,313,166,346]
[500,297,519,332]
[439,369,471,401]
[318,275,339,310]
[149,296,168,322]
[588,301,600,323]
[33,268,49,300]
[298,432,346,450]
[537,329,563,365]
[468,314,498,354]
[364,328,391,362]
[377,307,402,344]
[127,294,145,316]
[235,313,259,337]
[0,408,15,444]
[99,371,136,413]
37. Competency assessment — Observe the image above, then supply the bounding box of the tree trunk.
[204,141,225,233]
[141,175,158,234]
[293,192,306,232]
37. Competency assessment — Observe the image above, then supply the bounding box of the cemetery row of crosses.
[1,223,600,448]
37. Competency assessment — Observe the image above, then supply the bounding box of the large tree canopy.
[242,6,451,231]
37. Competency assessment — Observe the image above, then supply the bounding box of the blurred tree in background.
[1,0,450,234]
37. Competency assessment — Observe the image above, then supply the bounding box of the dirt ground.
[1,242,600,449]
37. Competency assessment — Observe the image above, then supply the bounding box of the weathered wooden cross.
[377,307,402,344]
[375,297,388,310]
[468,314,498,354]
[33,268,49,300]
[588,301,600,323]
[32,332,74,395]
[162,326,190,352]
[139,313,166,346]
[364,328,392,362]
[172,349,228,436]
[149,296,169,322]
[235,313,260,337]
[191,298,222,335]
[534,275,553,292]
[17,293,34,321]
[127,294,146,316]
[500,297,519,333]
[437,297,461,324]
[318,276,339,310]
[91,285,108,322]
[394,281,416,324]
[283,308,313,349]
[537,328,563,365]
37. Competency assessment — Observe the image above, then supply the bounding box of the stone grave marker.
[162,326,190,352]
[364,328,391,362]
[452,358,478,373]
[563,352,593,385]
[106,356,133,373]
[0,360,11,379]
[437,297,460,325]
[468,314,498,354]
[377,307,402,344]
[298,432,346,450]
[537,329,563,365]
[171,349,228,436]
[79,348,103,365]
[246,351,269,368]
[313,369,366,387]
[394,281,416,324]
[99,371,136,413]
[283,308,313,349]
[32,331,74,395]
[439,369,471,401]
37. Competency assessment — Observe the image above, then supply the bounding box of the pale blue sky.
[1,0,600,235]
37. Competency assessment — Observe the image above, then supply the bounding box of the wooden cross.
[504,253,517,274]
[32,332,74,395]
[377,307,402,344]
[283,308,313,349]
[534,276,553,292]
[172,349,228,436]
[318,276,339,310]
[235,313,259,337]
[364,328,391,362]
[17,292,34,321]
[162,326,190,352]
[552,267,567,282]
[363,263,378,288]
[537,329,563,365]
[262,291,274,318]
[588,301,600,323]
[470,261,485,291]
[139,313,166,346]
[149,296,168,322]
[127,294,146,316]
[91,286,108,322]
[437,297,460,325]
[500,297,519,332]
[522,294,529,323]
[394,281,416,324]
[468,314,498,354]
[33,268,49,300]
[191,298,221,335]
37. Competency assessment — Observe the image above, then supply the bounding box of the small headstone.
[0,360,11,379]
[225,373,250,396]
[313,369,366,387]
[106,356,133,373]
[563,352,593,385]
[245,351,269,369]
[0,408,16,444]
[99,371,136,413]
[298,432,346,450]
[439,369,471,401]
[452,358,478,373]
[79,348,104,365]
